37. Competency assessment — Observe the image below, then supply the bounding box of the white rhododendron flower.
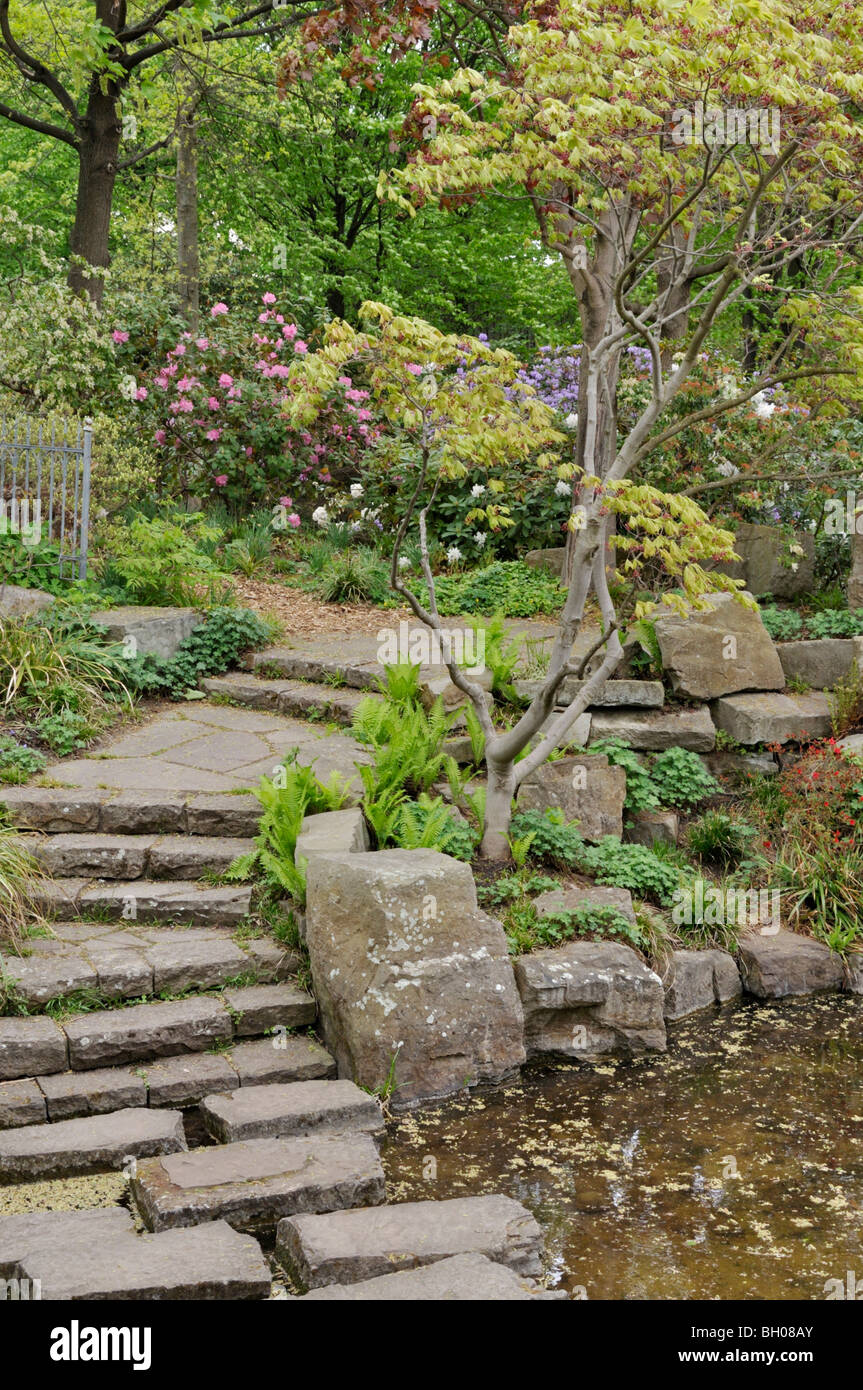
[446,546,462,565]
[312,506,329,527]
[471,483,486,497]
[555,479,571,497]
[474,531,487,547]
[350,483,364,499]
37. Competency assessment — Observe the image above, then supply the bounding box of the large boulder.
[737,930,844,998]
[653,592,784,700]
[712,691,832,746]
[513,940,666,1058]
[662,949,741,1020]
[304,849,525,1108]
[777,639,855,690]
[89,605,203,660]
[589,705,715,752]
[718,522,815,599]
[518,754,625,842]
[524,547,565,579]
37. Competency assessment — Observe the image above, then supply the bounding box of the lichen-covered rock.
[305,849,525,1107]
[662,949,741,1020]
[737,931,844,998]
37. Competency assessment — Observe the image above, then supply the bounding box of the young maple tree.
[382,0,863,577]
[286,302,742,857]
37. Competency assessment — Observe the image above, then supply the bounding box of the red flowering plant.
[128,294,381,517]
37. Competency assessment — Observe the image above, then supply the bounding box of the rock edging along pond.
[299,810,856,1109]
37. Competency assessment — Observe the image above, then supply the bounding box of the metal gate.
[0,416,92,580]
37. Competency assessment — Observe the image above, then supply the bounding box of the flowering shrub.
[124,294,381,512]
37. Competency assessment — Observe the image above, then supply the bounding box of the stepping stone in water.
[0,1077,47,1129]
[200,1079,383,1144]
[132,1132,386,1233]
[0,1106,186,1180]
[64,997,232,1069]
[38,1066,148,1122]
[0,1207,135,1276]
[275,1194,544,1288]
[295,1251,563,1301]
[228,1037,336,1086]
[17,1218,271,1300]
[223,982,316,1035]
[0,1016,67,1081]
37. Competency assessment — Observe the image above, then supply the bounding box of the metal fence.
[0,416,92,580]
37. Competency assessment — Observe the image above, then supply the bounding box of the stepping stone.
[64,997,231,1070]
[295,1251,562,1301]
[223,982,316,1035]
[132,1133,385,1233]
[737,930,844,998]
[100,790,188,835]
[143,936,247,992]
[185,794,260,837]
[0,952,99,1007]
[22,833,156,879]
[0,1077,46,1129]
[0,787,106,832]
[0,1207,134,1276]
[33,878,90,917]
[148,835,255,880]
[200,1080,383,1144]
[229,1036,336,1086]
[241,936,303,982]
[87,943,153,999]
[276,1194,544,1288]
[77,880,252,926]
[18,1217,271,1299]
[143,1054,238,1107]
[0,1016,67,1081]
[0,1106,186,1180]
[295,808,369,865]
[38,1066,148,1122]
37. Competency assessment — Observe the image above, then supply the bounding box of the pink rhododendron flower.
[196,337,209,349]
[177,397,193,412]
[405,362,422,375]
[262,292,276,305]
[214,473,228,485]
[301,433,312,445]
[112,329,129,344]
[177,376,194,392]
[293,340,308,354]
[135,387,148,401]
[210,303,229,317]
[207,396,220,410]
[279,496,293,507]
[207,429,222,442]
[245,447,254,457]
[283,324,297,340]
[218,373,233,388]
[154,430,166,445]
[288,513,301,528]
[171,343,187,356]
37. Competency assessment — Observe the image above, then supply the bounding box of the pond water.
[382,994,863,1300]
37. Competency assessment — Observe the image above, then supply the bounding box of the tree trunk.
[480,760,518,860]
[176,76,200,330]
[68,81,122,306]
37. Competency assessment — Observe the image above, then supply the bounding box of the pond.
[382,994,863,1300]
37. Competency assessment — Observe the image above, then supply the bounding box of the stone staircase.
[200,644,385,727]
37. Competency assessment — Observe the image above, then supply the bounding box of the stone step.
[200,673,371,725]
[5,1210,271,1299]
[249,646,381,690]
[18,832,254,881]
[294,1251,563,1301]
[200,1079,384,1145]
[2,929,307,1010]
[32,877,252,926]
[0,1105,186,1180]
[0,1034,336,1127]
[276,1194,543,1289]
[0,996,329,1087]
[132,1132,386,1234]
[0,787,261,837]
